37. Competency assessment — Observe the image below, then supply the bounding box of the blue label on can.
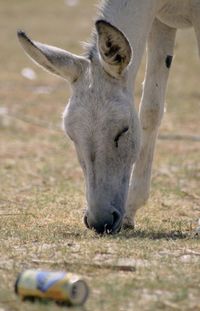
[36,272,66,292]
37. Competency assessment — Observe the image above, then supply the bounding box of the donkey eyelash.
[114,127,129,148]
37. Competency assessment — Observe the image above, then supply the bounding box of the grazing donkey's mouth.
[83,209,123,234]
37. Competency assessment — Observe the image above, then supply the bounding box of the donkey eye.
[114,127,129,148]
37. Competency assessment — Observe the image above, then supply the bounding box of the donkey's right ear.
[95,20,132,79]
[17,31,89,82]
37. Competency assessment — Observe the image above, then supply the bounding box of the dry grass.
[0,1,200,310]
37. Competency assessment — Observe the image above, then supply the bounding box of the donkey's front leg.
[124,19,176,227]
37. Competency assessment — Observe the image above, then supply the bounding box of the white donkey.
[18,0,200,234]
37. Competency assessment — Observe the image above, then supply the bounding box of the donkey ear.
[95,20,132,78]
[17,31,89,82]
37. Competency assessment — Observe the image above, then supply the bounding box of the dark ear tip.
[17,30,34,46]
[17,30,26,37]
[17,29,27,38]
[95,19,106,27]
[95,19,114,31]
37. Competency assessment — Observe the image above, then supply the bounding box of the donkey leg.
[193,10,200,58]
[124,19,176,227]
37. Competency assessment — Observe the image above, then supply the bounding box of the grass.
[0,0,200,310]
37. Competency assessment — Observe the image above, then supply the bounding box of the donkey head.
[18,20,141,234]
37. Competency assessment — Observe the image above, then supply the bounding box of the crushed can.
[15,269,89,306]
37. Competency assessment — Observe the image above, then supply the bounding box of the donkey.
[18,0,200,234]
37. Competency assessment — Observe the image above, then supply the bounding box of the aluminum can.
[15,269,89,306]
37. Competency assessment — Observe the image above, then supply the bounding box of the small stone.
[21,67,37,80]
[64,0,79,7]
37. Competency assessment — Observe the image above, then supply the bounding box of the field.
[0,0,200,310]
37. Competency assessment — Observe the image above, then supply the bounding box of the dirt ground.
[0,1,200,310]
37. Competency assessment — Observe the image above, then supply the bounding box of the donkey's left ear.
[95,20,132,79]
[17,31,89,83]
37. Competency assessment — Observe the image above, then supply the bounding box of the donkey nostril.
[112,210,120,223]
[104,210,122,234]
[83,214,90,229]
[112,210,122,232]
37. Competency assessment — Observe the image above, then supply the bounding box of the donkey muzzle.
[84,209,122,234]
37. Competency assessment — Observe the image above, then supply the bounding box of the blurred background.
[0,2,200,310]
